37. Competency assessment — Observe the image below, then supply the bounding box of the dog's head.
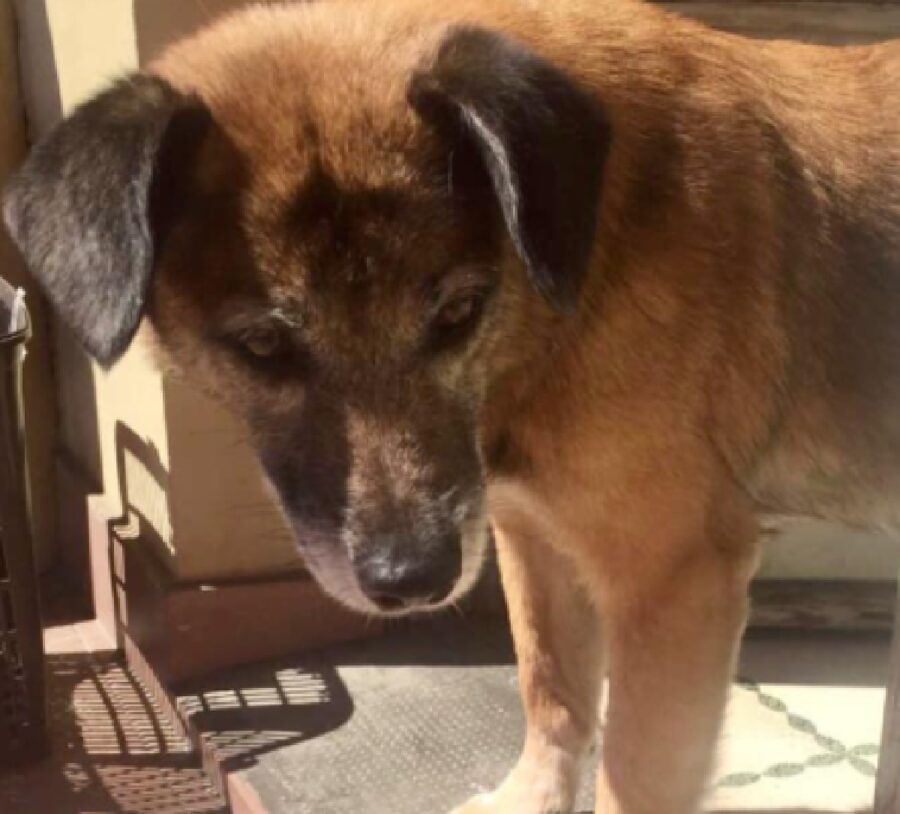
[3,7,609,615]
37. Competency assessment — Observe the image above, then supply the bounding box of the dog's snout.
[355,532,462,611]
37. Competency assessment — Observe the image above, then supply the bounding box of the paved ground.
[0,575,892,814]
[176,617,891,814]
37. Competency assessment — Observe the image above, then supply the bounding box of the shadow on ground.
[0,652,225,814]
[177,656,354,776]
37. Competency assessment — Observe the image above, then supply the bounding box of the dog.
[4,0,899,811]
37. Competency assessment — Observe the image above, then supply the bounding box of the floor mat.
[177,618,890,814]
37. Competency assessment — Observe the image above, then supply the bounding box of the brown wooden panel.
[750,580,897,632]
[660,1,900,43]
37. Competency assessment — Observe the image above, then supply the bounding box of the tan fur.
[117,1,900,811]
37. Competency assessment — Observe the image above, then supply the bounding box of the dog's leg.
[452,521,603,814]
[593,539,757,814]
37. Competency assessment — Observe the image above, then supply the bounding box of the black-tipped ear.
[2,75,210,365]
[409,27,611,310]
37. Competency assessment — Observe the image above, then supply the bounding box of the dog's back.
[421,0,900,530]
[697,37,900,527]
[482,1,900,530]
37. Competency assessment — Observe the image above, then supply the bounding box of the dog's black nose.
[355,533,462,611]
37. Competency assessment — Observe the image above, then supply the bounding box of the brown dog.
[4,0,900,811]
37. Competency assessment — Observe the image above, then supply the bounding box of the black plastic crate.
[0,275,46,766]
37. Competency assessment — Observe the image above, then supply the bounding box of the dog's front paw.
[450,791,508,814]
[450,755,578,814]
[449,791,498,814]
[450,787,571,814]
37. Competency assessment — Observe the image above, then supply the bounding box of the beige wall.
[13,0,137,141]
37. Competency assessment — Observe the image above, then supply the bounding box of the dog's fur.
[4,0,900,811]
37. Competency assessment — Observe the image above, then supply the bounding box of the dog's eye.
[435,292,483,329]
[241,325,283,358]
[215,308,312,381]
[427,288,491,353]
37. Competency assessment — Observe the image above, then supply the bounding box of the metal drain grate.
[1,535,36,757]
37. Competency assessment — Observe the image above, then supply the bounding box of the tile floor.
[709,632,888,813]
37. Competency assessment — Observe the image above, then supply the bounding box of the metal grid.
[0,277,46,765]
[0,527,35,759]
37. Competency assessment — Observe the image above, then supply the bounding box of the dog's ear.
[409,27,611,310]
[2,75,211,365]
